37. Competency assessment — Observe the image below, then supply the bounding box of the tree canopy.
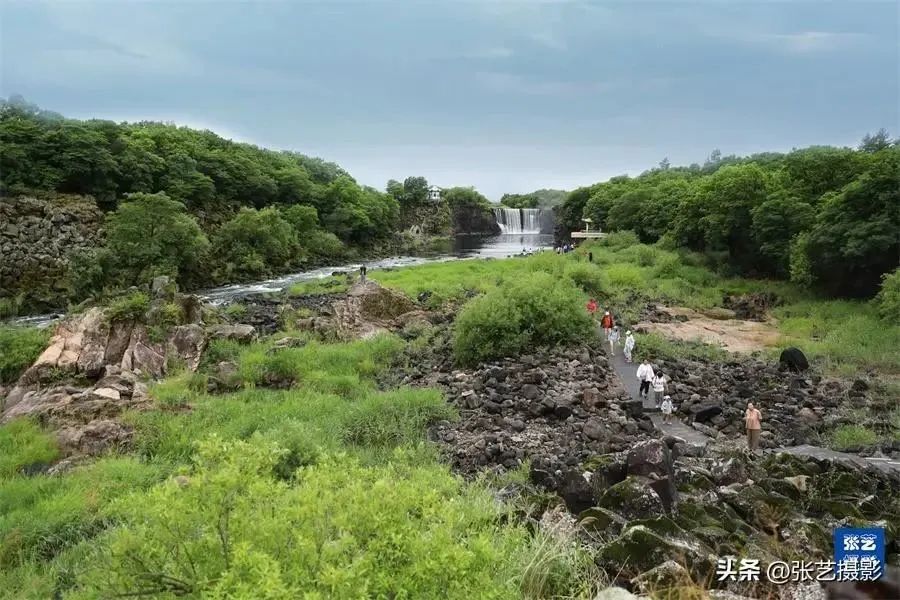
[559,137,899,297]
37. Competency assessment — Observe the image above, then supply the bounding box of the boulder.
[168,324,207,371]
[626,439,674,479]
[559,470,594,514]
[596,525,716,580]
[692,403,722,423]
[630,560,691,593]
[208,324,257,343]
[779,347,809,372]
[56,419,133,455]
[596,477,666,520]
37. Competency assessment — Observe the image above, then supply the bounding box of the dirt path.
[635,305,781,353]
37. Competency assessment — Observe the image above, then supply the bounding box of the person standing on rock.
[652,371,668,408]
[608,326,620,355]
[359,264,367,283]
[623,330,635,363]
[600,310,614,339]
[660,395,674,423]
[636,359,654,399]
[745,401,762,451]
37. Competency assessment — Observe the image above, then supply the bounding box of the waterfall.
[493,208,543,234]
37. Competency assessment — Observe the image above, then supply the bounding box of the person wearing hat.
[623,330,635,363]
[660,395,674,423]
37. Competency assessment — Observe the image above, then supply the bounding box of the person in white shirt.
[660,395,674,423]
[652,372,668,408]
[608,326,620,355]
[636,359,654,399]
[623,331,635,363]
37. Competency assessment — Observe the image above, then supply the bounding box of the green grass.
[773,299,900,375]
[0,420,60,478]
[633,332,730,363]
[828,425,880,450]
[0,326,49,385]
[2,329,605,598]
[288,275,351,296]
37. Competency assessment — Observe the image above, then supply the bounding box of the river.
[9,233,554,328]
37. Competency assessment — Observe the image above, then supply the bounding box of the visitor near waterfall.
[660,396,674,423]
[636,359,655,399]
[623,330,635,363]
[359,265,367,283]
[608,326,620,355]
[652,372,668,408]
[600,310,614,339]
[745,402,762,451]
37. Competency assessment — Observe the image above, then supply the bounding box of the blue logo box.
[833,527,885,581]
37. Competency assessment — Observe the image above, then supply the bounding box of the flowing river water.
[10,233,554,328]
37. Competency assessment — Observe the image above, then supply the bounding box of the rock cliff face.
[451,204,500,235]
[0,195,103,308]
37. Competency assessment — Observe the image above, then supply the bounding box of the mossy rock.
[596,477,665,520]
[578,506,627,535]
[807,497,863,520]
[761,453,822,478]
[676,470,716,493]
[596,525,716,581]
[628,516,688,538]
[786,519,831,555]
[760,477,803,501]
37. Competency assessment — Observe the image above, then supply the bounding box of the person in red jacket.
[600,310,614,339]
[586,298,598,318]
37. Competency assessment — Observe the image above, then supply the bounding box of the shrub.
[303,229,345,259]
[602,230,640,250]
[453,272,593,365]
[0,326,49,384]
[828,425,879,450]
[875,268,900,323]
[563,263,606,295]
[105,291,150,323]
[72,439,529,598]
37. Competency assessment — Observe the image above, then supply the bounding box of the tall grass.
[0,326,50,385]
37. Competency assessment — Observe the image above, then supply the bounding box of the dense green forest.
[0,98,495,308]
[556,133,900,298]
[500,189,567,209]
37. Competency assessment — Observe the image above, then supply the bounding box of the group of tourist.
[555,242,577,254]
[586,298,763,450]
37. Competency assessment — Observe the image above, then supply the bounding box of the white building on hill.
[427,185,442,202]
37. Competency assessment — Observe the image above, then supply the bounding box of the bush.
[105,291,150,323]
[563,263,606,295]
[828,425,879,450]
[0,326,49,384]
[875,268,900,323]
[602,230,640,250]
[72,439,529,598]
[453,272,593,365]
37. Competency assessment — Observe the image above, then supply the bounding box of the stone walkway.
[600,326,711,448]
[599,325,900,477]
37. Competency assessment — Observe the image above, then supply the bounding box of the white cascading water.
[493,208,542,234]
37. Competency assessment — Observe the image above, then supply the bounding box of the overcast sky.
[1,1,897,200]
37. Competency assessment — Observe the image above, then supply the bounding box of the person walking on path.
[745,402,762,451]
[660,395,674,423]
[623,330,635,363]
[600,311,614,340]
[608,326,620,355]
[359,264,368,283]
[636,359,654,400]
[652,371,668,408]
[586,298,598,320]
